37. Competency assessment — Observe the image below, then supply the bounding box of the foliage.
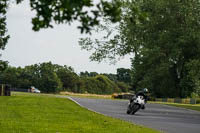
[0,62,131,94]
[79,71,130,93]
[130,0,200,98]
[29,0,122,34]
[79,0,200,98]
[0,0,123,77]
[0,0,122,35]
[0,1,9,69]
[0,60,8,72]
[0,0,9,51]
[116,68,132,84]
[38,62,63,93]
[185,60,200,97]
[54,64,79,91]
[80,71,98,77]
[102,73,117,82]
[83,75,120,94]
[116,81,130,92]
[0,0,135,94]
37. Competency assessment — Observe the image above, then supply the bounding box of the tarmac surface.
[70,97,200,133]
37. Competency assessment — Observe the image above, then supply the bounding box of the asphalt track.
[70,97,200,133]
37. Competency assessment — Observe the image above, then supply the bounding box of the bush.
[196,99,200,104]
[81,75,120,94]
[116,82,130,92]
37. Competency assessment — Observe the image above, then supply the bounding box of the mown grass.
[150,101,200,112]
[0,92,159,133]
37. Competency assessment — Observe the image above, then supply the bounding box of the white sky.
[1,1,131,74]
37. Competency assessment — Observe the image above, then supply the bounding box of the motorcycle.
[126,95,145,115]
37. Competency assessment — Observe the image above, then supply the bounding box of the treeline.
[79,0,200,98]
[0,62,131,94]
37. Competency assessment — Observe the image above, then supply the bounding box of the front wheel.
[131,104,140,115]
[126,104,131,114]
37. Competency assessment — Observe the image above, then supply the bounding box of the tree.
[116,68,131,84]
[0,0,124,71]
[14,0,122,34]
[23,62,63,93]
[0,0,9,51]
[129,0,200,98]
[0,1,9,69]
[80,71,90,78]
[185,60,200,97]
[79,0,200,98]
[0,60,8,72]
[116,81,130,92]
[80,71,98,77]
[38,62,62,93]
[102,73,117,82]
[0,0,122,53]
[0,66,19,87]
[54,64,79,92]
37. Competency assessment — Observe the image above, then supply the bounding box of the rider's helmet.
[143,88,148,93]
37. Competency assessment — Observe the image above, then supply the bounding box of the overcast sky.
[1,1,131,74]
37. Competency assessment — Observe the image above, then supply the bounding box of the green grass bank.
[0,92,159,133]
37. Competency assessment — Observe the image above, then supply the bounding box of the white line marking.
[67,97,102,115]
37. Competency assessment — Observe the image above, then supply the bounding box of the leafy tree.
[0,0,9,51]
[0,66,19,87]
[23,64,41,89]
[80,71,90,78]
[54,64,79,91]
[116,68,131,84]
[38,62,62,93]
[18,62,63,93]
[0,0,123,73]
[0,61,129,94]
[80,71,98,77]
[0,0,123,55]
[0,1,9,70]
[89,72,99,77]
[0,66,31,89]
[79,0,200,98]
[102,73,117,82]
[14,0,122,34]
[185,60,200,97]
[15,67,32,89]
[129,0,200,98]
[0,60,8,72]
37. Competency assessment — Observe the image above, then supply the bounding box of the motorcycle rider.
[130,88,148,109]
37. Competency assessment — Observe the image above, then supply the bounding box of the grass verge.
[0,92,159,133]
[150,101,200,112]
[60,91,113,99]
